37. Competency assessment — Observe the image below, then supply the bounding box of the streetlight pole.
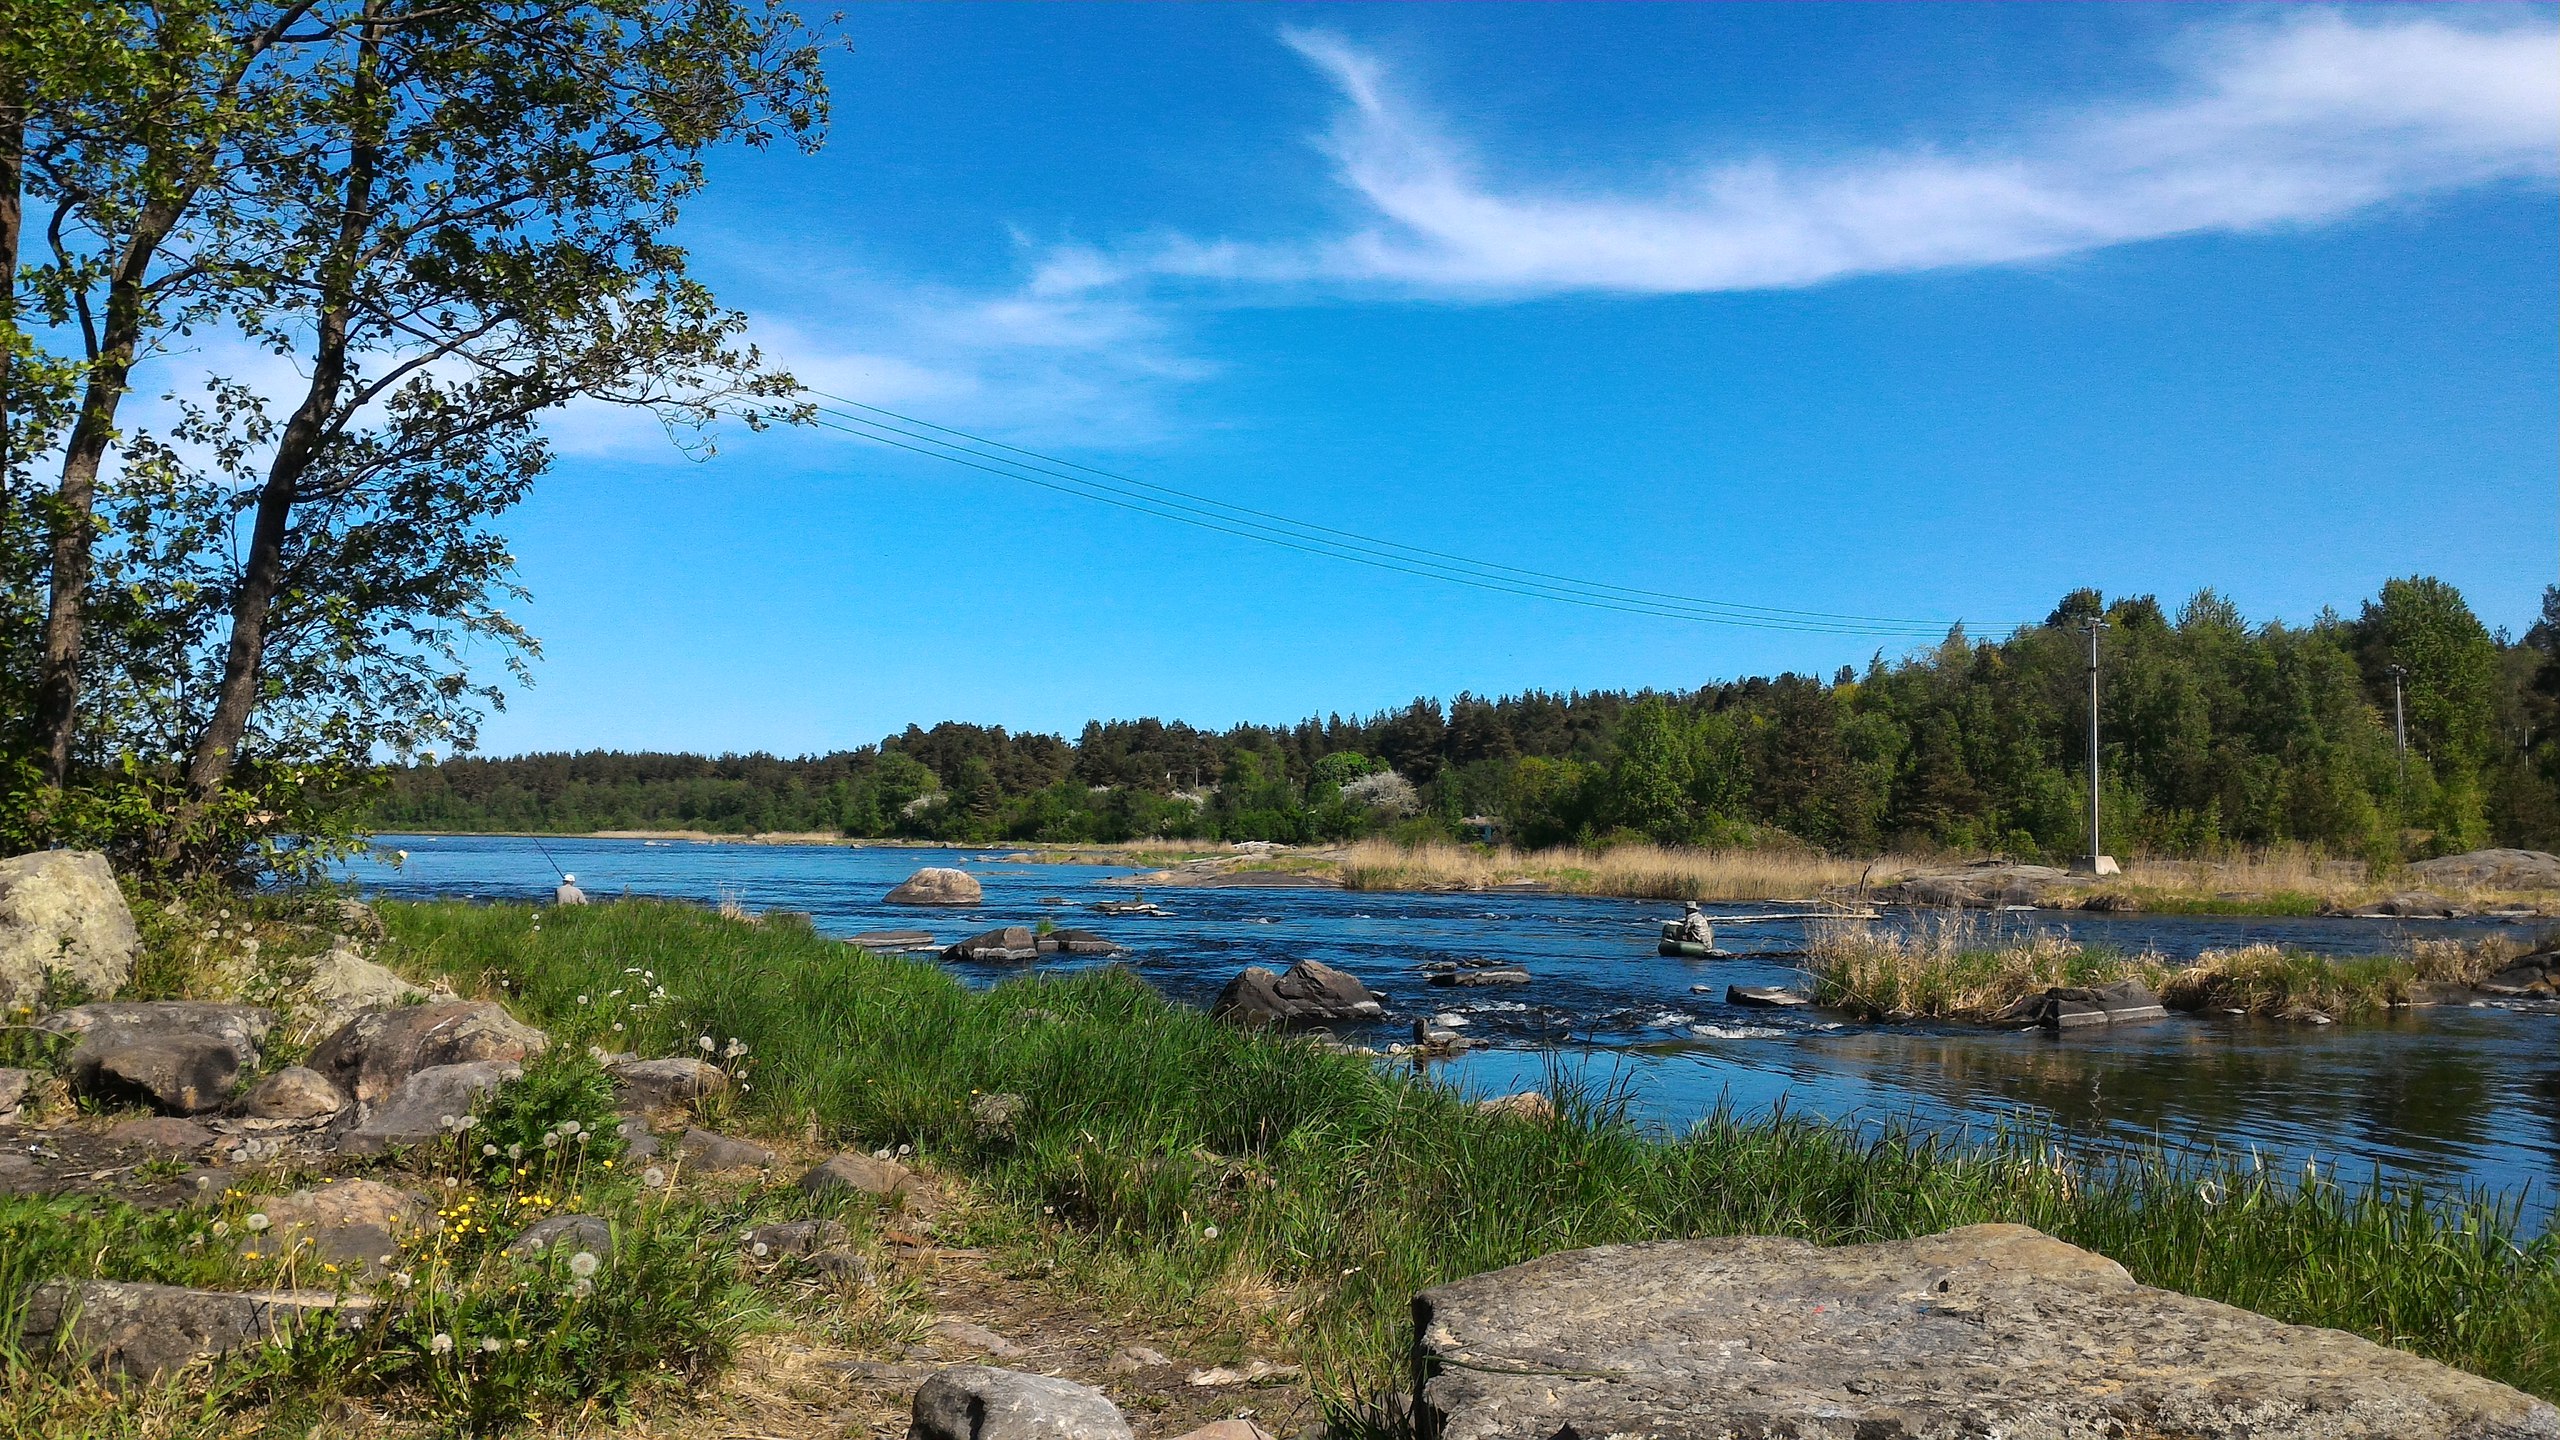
[2080,616,2116,876]
[2386,664,2408,792]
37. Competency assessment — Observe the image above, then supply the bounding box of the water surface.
[344,834,2559,1222]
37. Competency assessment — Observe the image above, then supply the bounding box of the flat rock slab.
[40,1001,277,1066]
[910,1364,1133,1440]
[22,1279,370,1381]
[1413,1223,2558,1440]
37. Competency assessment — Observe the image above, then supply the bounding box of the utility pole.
[2077,616,2118,876]
[2386,664,2409,792]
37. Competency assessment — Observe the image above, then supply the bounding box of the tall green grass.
[383,899,2560,1404]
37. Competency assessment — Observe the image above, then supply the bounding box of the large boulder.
[1989,977,2169,1029]
[2409,848,2560,892]
[943,926,1038,962]
[20,1280,369,1381]
[339,1059,520,1155]
[909,1365,1134,1440]
[308,1001,546,1105]
[296,941,428,1022]
[41,1001,275,1067]
[1411,1223,2557,1440]
[1211,959,1384,1027]
[72,1037,243,1114]
[0,850,139,1010]
[245,1178,429,1269]
[2479,951,2558,998]
[886,868,983,907]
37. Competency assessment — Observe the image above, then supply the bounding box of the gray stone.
[0,1066,30,1119]
[0,850,140,1010]
[41,1001,275,1068]
[1874,861,2081,909]
[307,1001,546,1105]
[677,1127,774,1171]
[1427,967,1530,988]
[610,1056,729,1111]
[1212,959,1385,1027]
[2343,890,2468,919]
[20,1279,370,1380]
[886,867,983,906]
[247,1178,428,1269]
[930,1317,1028,1358]
[235,1065,348,1120]
[909,1365,1134,1440]
[1991,976,2168,1029]
[1044,928,1120,956]
[109,1115,217,1151]
[506,1213,613,1262]
[848,929,940,953]
[72,1034,244,1114]
[296,941,427,1021]
[801,1150,913,1200]
[742,1217,848,1259]
[616,1114,662,1159]
[1411,1223,2558,1440]
[944,926,1038,962]
[340,1059,520,1154]
[2479,954,2557,997]
[2409,848,2560,891]
[1725,985,1811,1008]
[968,1091,1024,1135]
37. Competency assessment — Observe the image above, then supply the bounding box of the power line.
[789,388,2025,639]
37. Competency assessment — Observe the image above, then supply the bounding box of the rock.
[909,1365,1134,1440]
[234,1066,347,1120]
[610,1056,729,1111]
[1186,1360,1299,1386]
[616,1114,662,1159]
[332,898,387,941]
[1427,967,1530,988]
[1044,928,1119,956]
[506,1213,613,1261]
[0,1065,33,1119]
[1474,1091,1555,1123]
[307,1001,547,1105]
[969,1091,1024,1135]
[297,941,427,1021]
[930,1317,1029,1358]
[886,868,983,907]
[248,1178,430,1268]
[71,1034,244,1114]
[340,1059,521,1154]
[20,1279,369,1381]
[1990,977,2168,1029]
[1873,861,2080,909]
[801,1150,912,1200]
[1212,960,1385,1027]
[109,1116,217,1152]
[0,850,140,1010]
[1410,1223,2556,1440]
[677,1127,774,1171]
[41,1001,275,1068]
[2339,890,2467,919]
[849,929,940,952]
[2479,953,2558,997]
[1104,1345,1174,1373]
[944,926,1039,962]
[2409,848,2560,891]
[1725,985,1811,1008]
[742,1217,848,1259]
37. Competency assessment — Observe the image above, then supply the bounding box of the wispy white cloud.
[1044,11,2558,299]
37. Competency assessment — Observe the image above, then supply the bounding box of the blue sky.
[479,4,2556,756]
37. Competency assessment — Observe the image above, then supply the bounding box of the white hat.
[562,874,576,883]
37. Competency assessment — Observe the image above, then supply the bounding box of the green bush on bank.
[385,899,2560,1404]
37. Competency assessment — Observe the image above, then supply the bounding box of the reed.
[377,900,2556,1405]
[1335,839,1890,900]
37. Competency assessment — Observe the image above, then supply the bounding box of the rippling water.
[343,835,2559,1222]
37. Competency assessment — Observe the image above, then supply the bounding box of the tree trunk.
[34,193,182,786]
[1,65,23,479]
[184,11,384,804]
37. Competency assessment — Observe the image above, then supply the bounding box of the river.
[342,834,2560,1222]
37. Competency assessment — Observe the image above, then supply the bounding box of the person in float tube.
[1677,901,1713,947]
[555,873,588,907]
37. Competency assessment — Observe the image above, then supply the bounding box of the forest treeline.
[374,580,2560,862]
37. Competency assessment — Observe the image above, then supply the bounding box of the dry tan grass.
[1335,840,1901,901]
[1804,913,2117,1019]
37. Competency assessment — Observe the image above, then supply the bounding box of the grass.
[374,899,2557,1407]
[1334,839,1887,900]
[1805,913,2532,1021]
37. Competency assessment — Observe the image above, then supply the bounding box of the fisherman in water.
[555,873,588,907]
[1675,901,1713,947]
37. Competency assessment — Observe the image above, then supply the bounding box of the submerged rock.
[1427,967,1529,988]
[0,850,140,1010]
[1212,959,1384,1027]
[943,926,1038,962]
[1412,1223,2557,1440]
[885,868,983,906]
[909,1365,1133,1440]
[1725,984,1811,1008]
